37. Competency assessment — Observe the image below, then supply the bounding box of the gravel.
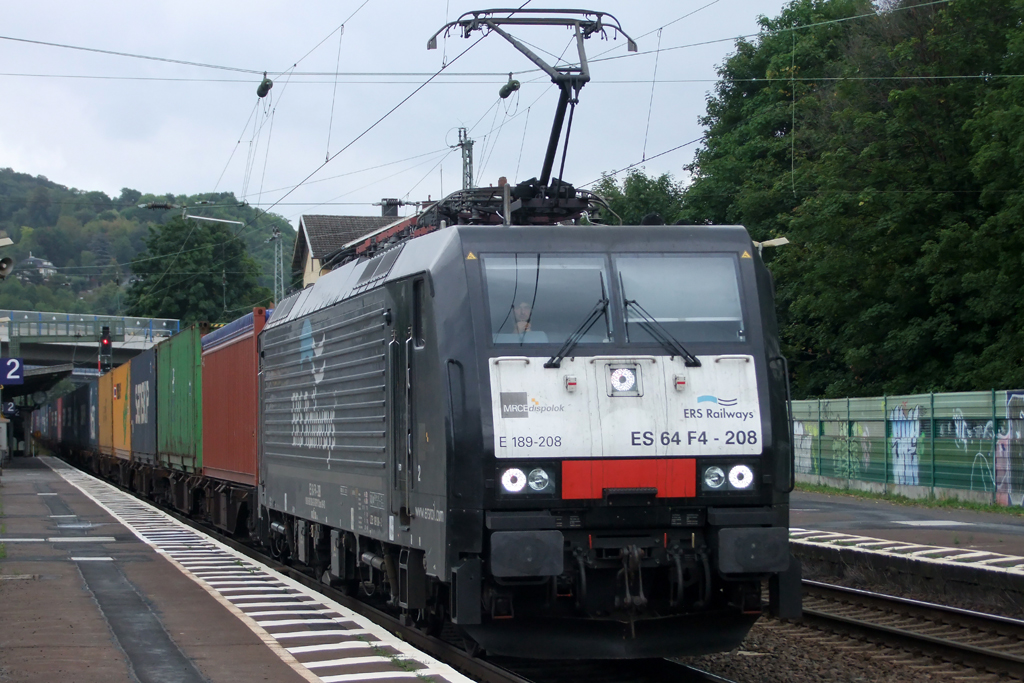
[801,559,1024,620]
[679,617,1001,682]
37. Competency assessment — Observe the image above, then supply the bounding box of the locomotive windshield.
[617,255,745,343]
[484,254,612,344]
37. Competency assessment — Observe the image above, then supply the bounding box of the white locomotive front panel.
[488,354,761,458]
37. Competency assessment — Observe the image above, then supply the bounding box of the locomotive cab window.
[617,255,746,343]
[483,254,612,344]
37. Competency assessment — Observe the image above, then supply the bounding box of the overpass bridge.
[0,311,180,401]
[0,310,180,365]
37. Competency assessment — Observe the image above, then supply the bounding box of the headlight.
[728,464,754,489]
[501,468,527,493]
[606,364,641,396]
[704,466,726,489]
[609,368,636,392]
[702,462,758,492]
[528,467,551,491]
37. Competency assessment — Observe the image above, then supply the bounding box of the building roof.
[19,252,55,269]
[292,214,398,270]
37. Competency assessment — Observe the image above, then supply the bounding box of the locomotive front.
[443,224,800,658]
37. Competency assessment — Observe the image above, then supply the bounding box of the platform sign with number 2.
[0,357,24,385]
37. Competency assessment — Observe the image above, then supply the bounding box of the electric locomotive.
[34,8,801,660]
[255,178,801,659]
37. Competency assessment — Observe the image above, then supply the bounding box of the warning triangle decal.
[741,250,752,259]
[466,252,478,260]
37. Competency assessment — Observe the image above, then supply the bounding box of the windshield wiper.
[624,299,701,367]
[544,297,609,368]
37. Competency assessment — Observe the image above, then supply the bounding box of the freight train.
[34,189,801,659]
[33,8,800,659]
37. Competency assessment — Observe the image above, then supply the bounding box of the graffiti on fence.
[794,420,817,475]
[794,391,1024,506]
[944,409,996,493]
[998,392,1024,506]
[890,404,920,485]
[830,422,872,480]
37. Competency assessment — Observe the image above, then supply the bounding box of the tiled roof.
[297,215,397,263]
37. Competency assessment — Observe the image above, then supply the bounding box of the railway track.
[802,579,1024,679]
[56,456,733,683]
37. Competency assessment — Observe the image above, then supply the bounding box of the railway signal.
[99,325,112,373]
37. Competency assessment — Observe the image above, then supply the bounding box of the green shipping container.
[157,324,203,472]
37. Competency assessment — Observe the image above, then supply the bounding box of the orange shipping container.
[111,362,131,460]
[98,372,114,456]
[201,308,267,486]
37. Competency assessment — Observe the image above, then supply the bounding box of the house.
[16,252,57,282]
[291,215,398,288]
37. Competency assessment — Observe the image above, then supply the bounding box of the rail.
[801,579,1024,679]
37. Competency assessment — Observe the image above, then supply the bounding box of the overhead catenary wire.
[514,106,531,183]
[214,100,260,192]
[298,148,452,218]
[133,36,490,305]
[475,99,505,185]
[0,33,262,74]
[641,29,663,162]
[588,0,723,61]
[0,0,375,81]
[578,138,703,188]
[258,147,449,195]
[0,71,515,81]
[7,71,1023,85]
[279,0,373,78]
[512,0,957,77]
[9,1,941,85]
[401,149,458,202]
[9,0,977,291]
[325,25,347,160]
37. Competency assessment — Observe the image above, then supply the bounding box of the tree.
[591,171,686,225]
[125,217,271,323]
[118,188,142,206]
[679,0,1024,397]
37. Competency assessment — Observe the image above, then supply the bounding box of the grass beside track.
[795,481,1024,517]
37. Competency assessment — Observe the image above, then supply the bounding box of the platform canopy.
[2,363,74,402]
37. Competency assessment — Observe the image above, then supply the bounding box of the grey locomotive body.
[256,222,800,659]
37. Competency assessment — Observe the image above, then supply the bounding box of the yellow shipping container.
[111,363,131,460]
[98,372,114,456]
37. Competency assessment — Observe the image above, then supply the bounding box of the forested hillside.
[599,0,1024,398]
[0,168,295,320]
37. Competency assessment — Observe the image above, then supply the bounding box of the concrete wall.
[796,473,997,505]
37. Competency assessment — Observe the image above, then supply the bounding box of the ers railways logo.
[500,392,565,419]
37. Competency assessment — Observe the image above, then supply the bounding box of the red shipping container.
[201,308,267,486]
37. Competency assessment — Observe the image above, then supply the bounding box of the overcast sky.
[0,1,790,227]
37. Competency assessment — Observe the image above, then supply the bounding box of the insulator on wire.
[257,72,273,98]
[498,73,520,99]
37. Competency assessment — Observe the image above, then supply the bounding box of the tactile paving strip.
[42,457,471,683]
[790,528,1024,574]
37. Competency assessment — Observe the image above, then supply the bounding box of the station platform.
[0,456,472,683]
[791,489,1024,557]
[790,489,1024,605]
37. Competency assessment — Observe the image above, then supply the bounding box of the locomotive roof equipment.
[429,9,636,194]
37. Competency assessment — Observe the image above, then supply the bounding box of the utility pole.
[266,227,283,304]
[454,128,474,190]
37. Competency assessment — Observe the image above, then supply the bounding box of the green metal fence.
[792,390,1024,506]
